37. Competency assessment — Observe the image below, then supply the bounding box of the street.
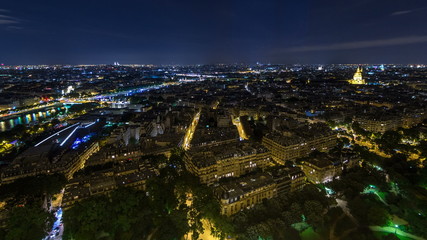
[43,208,64,240]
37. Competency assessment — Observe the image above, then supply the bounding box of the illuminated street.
[182,110,201,150]
[43,207,64,240]
[232,116,249,140]
[184,193,221,240]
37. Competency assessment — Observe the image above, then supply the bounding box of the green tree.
[376,130,402,154]
[304,200,325,229]
[366,207,389,226]
[244,222,271,240]
[0,174,67,204]
[383,233,400,240]
[352,122,370,137]
[63,195,112,240]
[4,204,54,240]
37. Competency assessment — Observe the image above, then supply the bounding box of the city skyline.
[0,61,426,240]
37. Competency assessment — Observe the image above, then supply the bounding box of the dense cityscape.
[1,0,427,239]
[0,63,426,240]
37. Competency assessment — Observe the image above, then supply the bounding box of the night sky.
[1,0,427,65]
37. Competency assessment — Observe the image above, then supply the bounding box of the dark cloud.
[391,10,413,16]
[286,36,427,52]
[391,7,426,16]
[7,26,23,30]
[0,13,20,25]
[0,19,19,25]
[0,14,16,19]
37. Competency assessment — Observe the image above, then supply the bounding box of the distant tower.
[348,67,366,85]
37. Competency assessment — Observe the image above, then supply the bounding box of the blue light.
[71,138,82,149]
[71,133,95,149]
[35,122,80,147]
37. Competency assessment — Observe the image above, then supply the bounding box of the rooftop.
[187,140,269,168]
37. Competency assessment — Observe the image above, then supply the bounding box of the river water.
[0,105,67,132]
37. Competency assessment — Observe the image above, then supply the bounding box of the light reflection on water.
[0,107,66,132]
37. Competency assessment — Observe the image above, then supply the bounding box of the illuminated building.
[401,112,427,128]
[299,152,359,184]
[1,142,100,183]
[348,67,366,85]
[270,167,306,195]
[64,142,100,179]
[62,160,156,208]
[184,141,272,185]
[214,173,277,216]
[300,157,341,184]
[354,116,400,133]
[354,111,426,133]
[262,123,337,165]
[214,168,306,216]
[0,123,101,183]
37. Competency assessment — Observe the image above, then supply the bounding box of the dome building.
[348,67,366,85]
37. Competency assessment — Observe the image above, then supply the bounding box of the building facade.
[184,141,272,185]
[262,124,336,164]
[214,173,277,216]
[348,67,366,85]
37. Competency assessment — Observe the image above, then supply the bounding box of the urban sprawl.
[0,64,426,240]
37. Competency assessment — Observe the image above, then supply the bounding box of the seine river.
[0,104,67,132]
